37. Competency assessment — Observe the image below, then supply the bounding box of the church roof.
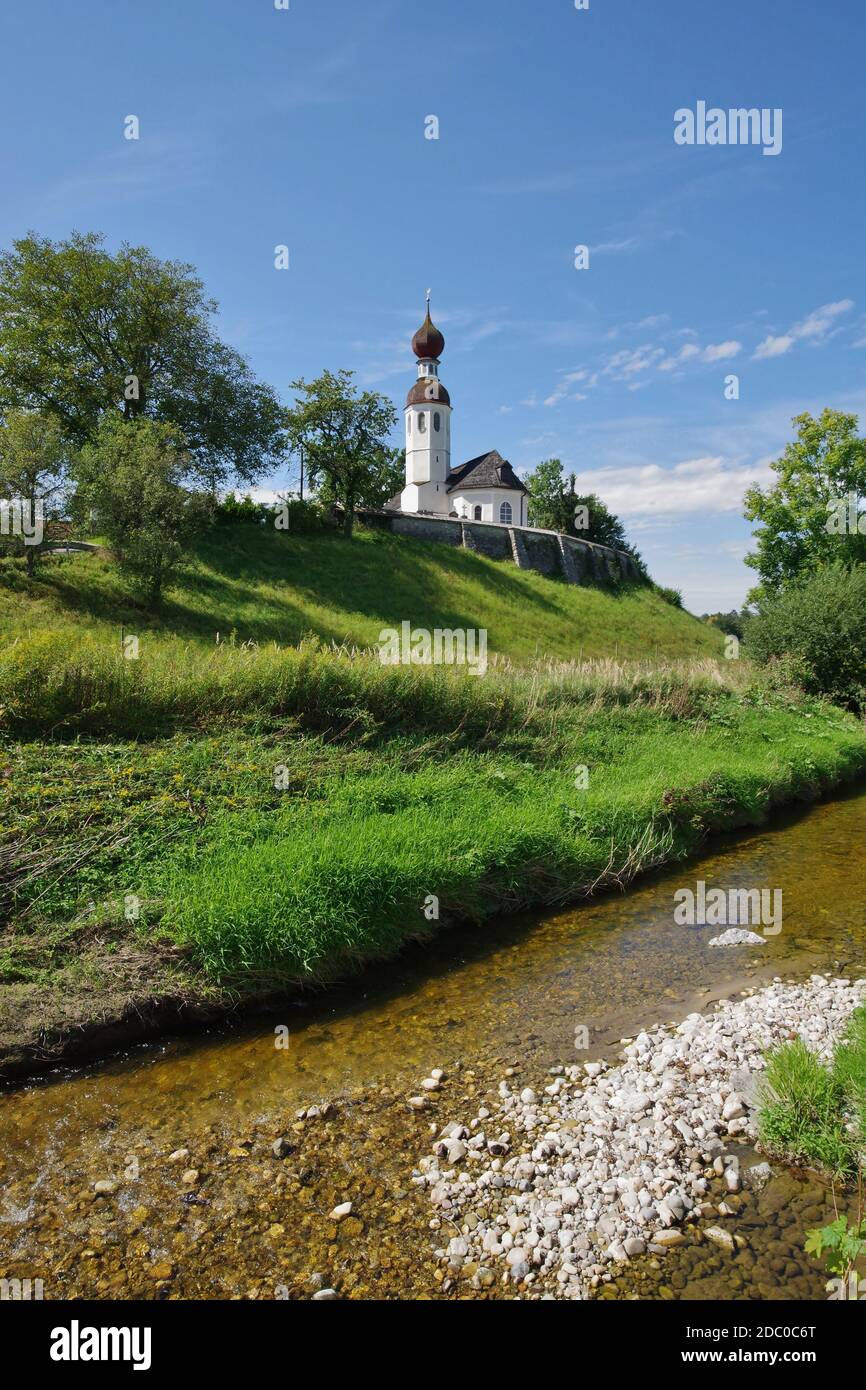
[412,306,445,360]
[446,450,528,494]
[406,378,451,407]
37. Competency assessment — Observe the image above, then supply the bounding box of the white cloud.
[793,299,854,339]
[658,342,701,372]
[590,236,642,255]
[702,340,742,362]
[571,455,773,517]
[543,370,591,407]
[604,345,667,379]
[754,334,795,360]
[753,299,854,359]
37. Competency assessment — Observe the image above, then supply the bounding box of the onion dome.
[411,305,445,360]
[406,378,451,408]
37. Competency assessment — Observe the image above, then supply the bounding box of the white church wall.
[405,402,451,487]
[450,489,526,525]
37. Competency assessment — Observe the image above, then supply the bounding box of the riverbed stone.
[416,975,866,1300]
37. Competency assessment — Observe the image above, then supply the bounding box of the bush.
[216,492,275,525]
[656,585,683,609]
[705,611,744,640]
[745,566,866,710]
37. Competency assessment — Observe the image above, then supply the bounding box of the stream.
[1,787,865,1300]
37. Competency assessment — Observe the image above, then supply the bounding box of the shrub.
[216,492,275,525]
[656,585,683,609]
[745,565,866,710]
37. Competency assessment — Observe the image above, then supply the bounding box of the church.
[386,295,529,527]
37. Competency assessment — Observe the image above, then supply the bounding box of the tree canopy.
[284,369,398,537]
[744,409,866,598]
[526,457,630,550]
[0,408,70,575]
[74,415,212,608]
[0,231,286,490]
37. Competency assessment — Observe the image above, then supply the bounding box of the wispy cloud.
[43,134,206,207]
[544,369,593,407]
[270,42,360,109]
[658,340,741,370]
[754,299,854,359]
[477,170,579,196]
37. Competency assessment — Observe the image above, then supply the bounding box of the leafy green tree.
[744,564,866,710]
[284,370,397,537]
[526,458,574,532]
[0,231,286,490]
[315,444,405,511]
[73,415,212,609]
[744,410,866,599]
[526,457,629,549]
[0,409,70,575]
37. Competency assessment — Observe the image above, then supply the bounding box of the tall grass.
[0,628,747,739]
[757,1007,866,1178]
[154,756,677,977]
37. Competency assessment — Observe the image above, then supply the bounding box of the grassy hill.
[0,522,724,663]
[5,521,866,1080]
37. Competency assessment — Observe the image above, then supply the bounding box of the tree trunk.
[343,501,354,539]
[148,565,163,612]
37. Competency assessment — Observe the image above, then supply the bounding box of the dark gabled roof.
[446,450,528,494]
[385,491,403,511]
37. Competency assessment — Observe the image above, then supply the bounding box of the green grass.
[757,1007,866,1178]
[1,524,865,1071]
[3,661,865,993]
[0,523,724,663]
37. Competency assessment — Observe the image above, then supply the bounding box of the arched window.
[499,501,513,524]
[433,412,441,432]
[473,504,482,521]
[407,414,412,434]
[418,413,427,434]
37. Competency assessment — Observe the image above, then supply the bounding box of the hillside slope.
[0,524,722,662]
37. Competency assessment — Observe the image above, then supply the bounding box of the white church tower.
[400,291,453,515]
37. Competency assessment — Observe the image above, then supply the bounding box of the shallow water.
[2,788,865,1299]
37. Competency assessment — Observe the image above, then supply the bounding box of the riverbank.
[415,974,866,1299]
[3,652,866,1081]
[1,969,862,1301]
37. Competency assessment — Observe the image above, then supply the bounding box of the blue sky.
[2,0,864,611]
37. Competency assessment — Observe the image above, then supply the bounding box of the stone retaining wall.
[354,507,643,587]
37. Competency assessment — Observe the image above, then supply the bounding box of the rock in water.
[708,929,766,947]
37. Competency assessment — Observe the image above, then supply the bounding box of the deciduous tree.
[284,370,397,537]
[0,409,69,575]
[74,415,212,609]
[744,409,866,599]
[0,231,286,490]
